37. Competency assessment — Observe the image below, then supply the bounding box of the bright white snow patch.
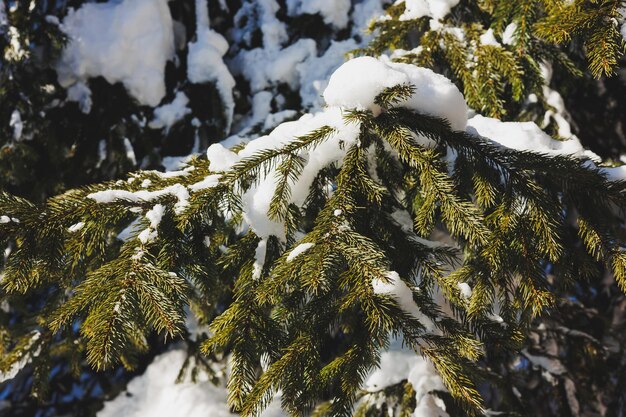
[467,115,586,157]
[57,0,175,106]
[286,0,352,29]
[480,29,500,46]
[458,282,472,299]
[297,39,359,110]
[187,0,236,132]
[9,110,23,140]
[0,332,41,384]
[97,349,285,417]
[68,222,85,233]
[97,349,234,417]
[286,242,315,262]
[323,56,467,130]
[365,341,449,417]
[237,107,361,239]
[189,174,222,192]
[232,39,317,93]
[88,184,190,215]
[372,271,436,332]
[253,239,268,279]
[206,144,240,172]
[398,0,459,21]
[502,23,517,45]
[149,92,192,132]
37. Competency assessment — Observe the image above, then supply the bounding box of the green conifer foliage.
[3,1,626,416]
[362,0,626,120]
[1,81,626,415]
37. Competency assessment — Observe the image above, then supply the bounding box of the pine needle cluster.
[1,82,626,416]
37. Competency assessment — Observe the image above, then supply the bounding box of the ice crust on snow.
[323,56,468,130]
[57,0,175,107]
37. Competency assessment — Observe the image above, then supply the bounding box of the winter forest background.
[2,0,626,416]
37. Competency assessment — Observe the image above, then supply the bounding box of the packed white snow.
[0,332,41,384]
[88,184,190,215]
[9,110,23,140]
[479,28,500,47]
[458,282,472,299]
[467,115,586,157]
[372,271,436,332]
[398,0,460,21]
[57,0,175,107]
[236,107,361,239]
[206,144,240,172]
[286,0,352,29]
[187,0,236,132]
[286,242,315,262]
[297,39,359,110]
[232,39,317,93]
[189,174,222,191]
[323,56,468,130]
[97,348,286,417]
[365,340,449,417]
[68,222,85,233]
[149,92,192,132]
[502,23,518,45]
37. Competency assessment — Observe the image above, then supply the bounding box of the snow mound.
[399,0,460,21]
[365,342,449,417]
[323,56,468,130]
[97,349,285,417]
[57,0,175,107]
[467,115,585,156]
[238,107,361,239]
[97,349,234,417]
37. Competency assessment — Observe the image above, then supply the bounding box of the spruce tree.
[2,1,626,417]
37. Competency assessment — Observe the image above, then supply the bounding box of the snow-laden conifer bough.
[4,44,626,417]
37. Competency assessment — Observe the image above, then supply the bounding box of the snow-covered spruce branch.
[2,56,626,416]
